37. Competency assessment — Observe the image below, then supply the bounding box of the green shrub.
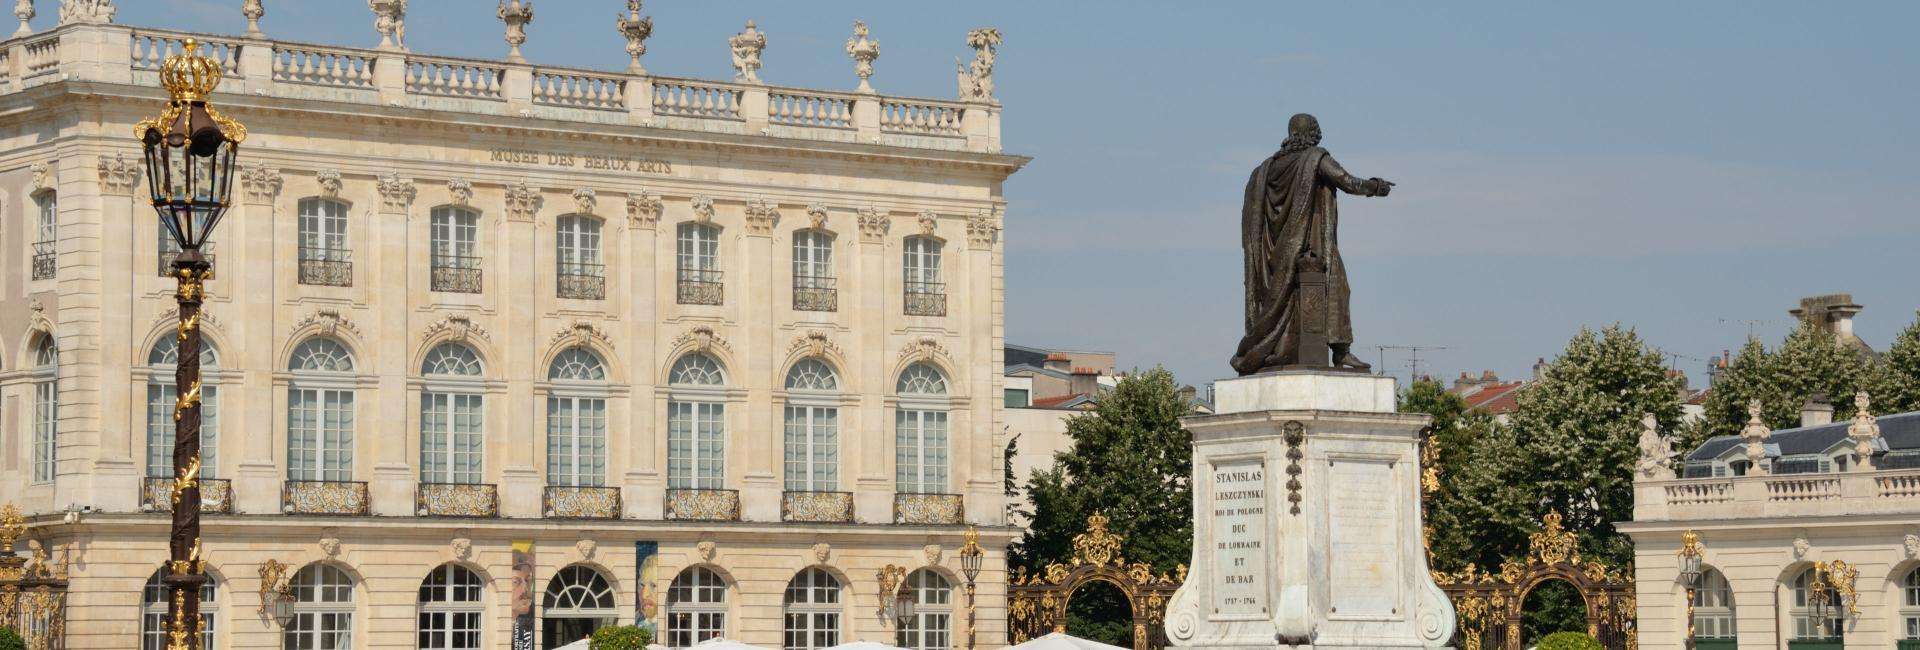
[1536,631,1602,650]
[589,625,652,650]
[0,627,25,650]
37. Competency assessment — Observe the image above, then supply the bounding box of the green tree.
[1868,312,1920,414]
[1696,320,1879,450]
[1691,338,1777,449]
[1503,325,1682,567]
[1011,367,1193,643]
[1771,319,1871,420]
[1399,378,1510,572]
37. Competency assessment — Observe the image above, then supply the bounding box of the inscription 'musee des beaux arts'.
[489,148,673,174]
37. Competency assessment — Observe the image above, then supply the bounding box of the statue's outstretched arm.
[1318,155,1391,197]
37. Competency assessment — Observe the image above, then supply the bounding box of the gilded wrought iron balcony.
[792,275,838,312]
[557,261,606,300]
[677,268,724,305]
[894,492,964,525]
[30,241,54,280]
[665,488,741,521]
[297,247,353,287]
[159,243,215,277]
[905,281,947,316]
[140,477,233,514]
[781,490,854,523]
[416,482,498,517]
[281,480,370,515]
[544,485,621,519]
[430,255,483,293]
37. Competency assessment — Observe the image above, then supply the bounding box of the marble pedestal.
[1165,370,1454,649]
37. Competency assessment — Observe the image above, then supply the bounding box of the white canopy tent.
[826,642,911,650]
[1007,632,1130,650]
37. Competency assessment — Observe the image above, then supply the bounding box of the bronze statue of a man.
[1231,113,1393,375]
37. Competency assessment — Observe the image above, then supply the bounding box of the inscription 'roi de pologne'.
[489,149,673,175]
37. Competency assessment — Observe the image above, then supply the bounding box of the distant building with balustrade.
[1626,397,1920,649]
[0,4,1025,649]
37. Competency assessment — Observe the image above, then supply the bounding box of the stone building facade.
[0,6,1023,649]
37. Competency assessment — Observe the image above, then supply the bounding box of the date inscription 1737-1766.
[1231,113,1394,376]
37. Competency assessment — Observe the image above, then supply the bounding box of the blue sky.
[119,1,1920,389]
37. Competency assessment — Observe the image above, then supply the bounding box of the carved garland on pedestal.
[1009,513,1184,650]
[1434,511,1637,650]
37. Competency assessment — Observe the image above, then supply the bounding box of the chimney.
[1176,385,1198,404]
[1800,395,1834,428]
[1452,372,1473,390]
[1531,357,1548,381]
[1042,352,1071,374]
[1069,366,1102,398]
[1480,370,1499,383]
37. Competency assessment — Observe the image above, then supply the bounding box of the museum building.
[0,4,1025,648]
[1626,397,1920,649]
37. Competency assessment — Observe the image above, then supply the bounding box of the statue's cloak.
[1231,145,1353,375]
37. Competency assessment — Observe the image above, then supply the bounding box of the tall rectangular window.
[430,206,481,293]
[895,410,948,494]
[668,401,726,489]
[297,198,352,286]
[783,405,838,491]
[147,384,218,478]
[793,230,832,282]
[288,388,354,481]
[676,223,723,305]
[421,392,483,484]
[546,395,607,487]
[903,237,945,316]
[32,380,56,483]
[31,192,55,280]
[556,216,605,299]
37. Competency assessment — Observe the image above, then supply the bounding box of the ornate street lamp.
[1808,563,1834,633]
[959,527,984,650]
[1676,531,1703,649]
[137,39,245,650]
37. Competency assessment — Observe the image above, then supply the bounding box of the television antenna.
[1376,344,1449,381]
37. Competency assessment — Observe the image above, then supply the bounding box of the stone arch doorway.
[1435,511,1637,650]
[1009,513,1183,650]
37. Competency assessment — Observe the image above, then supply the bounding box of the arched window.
[421,343,485,485]
[784,359,840,492]
[297,198,351,286]
[547,347,608,487]
[556,215,605,300]
[430,206,481,293]
[1790,567,1843,641]
[284,564,354,650]
[542,565,616,649]
[668,354,727,490]
[782,567,841,650]
[902,236,943,316]
[1692,567,1734,645]
[31,335,57,483]
[676,223,722,305]
[142,568,217,650]
[895,569,952,650]
[288,338,356,482]
[1902,567,1920,642]
[31,190,56,280]
[147,338,220,481]
[666,567,729,647]
[417,564,484,650]
[792,230,834,311]
[895,363,949,495]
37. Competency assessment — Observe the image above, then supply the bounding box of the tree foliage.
[1693,316,1908,452]
[1868,312,1920,414]
[1011,367,1194,574]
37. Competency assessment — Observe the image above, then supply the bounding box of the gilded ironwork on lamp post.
[137,38,245,650]
[959,527,984,650]
[1676,530,1703,650]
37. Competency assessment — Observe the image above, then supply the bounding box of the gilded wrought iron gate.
[1433,511,1636,650]
[0,504,69,650]
[1008,514,1182,650]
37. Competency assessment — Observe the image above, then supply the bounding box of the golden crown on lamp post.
[137,39,246,253]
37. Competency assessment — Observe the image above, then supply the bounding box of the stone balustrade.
[1635,468,1920,521]
[2,22,1001,154]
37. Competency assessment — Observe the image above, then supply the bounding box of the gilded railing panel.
[140,477,233,514]
[666,489,741,522]
[416,483,498,517]
[544,486,621,519]
[281,480,370,516]
[905,285,947,317]
[781,491,854,523]
[894,493,964,525]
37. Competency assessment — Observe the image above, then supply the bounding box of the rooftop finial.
[242,0,264,38]
[498,0,534,63]
[13,0,33,38]
[957,27,1002,102]
[616,0,652,74]
[57,0,111,25]
[845,20,880,93]
[729,19,766,83]
[368,0,406,51]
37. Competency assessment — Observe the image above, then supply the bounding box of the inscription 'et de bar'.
[1210,459,1269,618]
[489,148,674,175]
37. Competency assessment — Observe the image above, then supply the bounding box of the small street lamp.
[959,527,984,650]
[1676,531,1703,650]
[1808,562,1834,636]
[138,38,245,650]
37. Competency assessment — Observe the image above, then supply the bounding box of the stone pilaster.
[234,164,282,515]
[91,152,140,512]
[370,172,416,516]
[499,182,542,517]
[964,210,1001,525]
[740,199,779,522]
[623,192,663,518]
[854,207,891,523]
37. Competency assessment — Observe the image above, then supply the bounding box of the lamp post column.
[166,251,213,650]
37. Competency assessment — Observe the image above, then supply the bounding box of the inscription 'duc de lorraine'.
[1211,460,1269,617]
[489,149,673,175]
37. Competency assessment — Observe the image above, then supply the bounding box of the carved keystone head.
[450,537,472,560]
[318,536,342,557]
[576,539,597,560]
[696,540,716,562]
[812,543,831,564]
